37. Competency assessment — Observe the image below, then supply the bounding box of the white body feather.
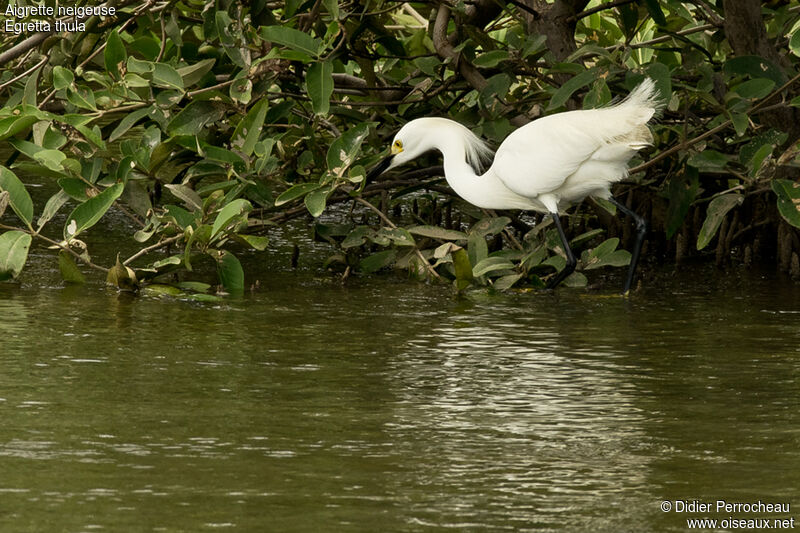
[388,79,660,214]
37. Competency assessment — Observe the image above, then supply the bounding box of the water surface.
[1,255,799,531]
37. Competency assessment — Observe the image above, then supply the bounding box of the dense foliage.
[1,0,800,294]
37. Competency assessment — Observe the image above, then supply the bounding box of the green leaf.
[58,250,85,284]
[211,198,252,238]
[109,105,153,142]
[63,182,125,240]
[124,73,151,88]
[127,57,154,74]
[589,238,619,258]
[152,63,185,90]
[306,61,334,115]
[730,112,749,137]
[165,205,195,229]
[618,2,638,39]
[379,227,415,247]
[177,281,212,293]
[643,0,667,26]
[688,148,730,170]
[583,238,631,270]
[177,58,216,88]
[322,0,339,18]
[33,149,66,171]
[261,26,322,59]
[104,29,127,78]
[274,183,320,206]
[592,250,630,268]
[66,85,97,111]
[122,181,151,220]
[37,189,70,230]
[469,217,511,237]
[791,30,800,57]
[563,271,588,288]
[480,74,511,106]
[164,184,202,211]
[472,50,509,68]
[0,114,38,141]
[52,66,73,88]
[24,67,39,106]
[234,234,269,251]
[342,226,369,248]
[472,256,515,277]
[0,231,32,281]
[697,194,744,250]
[8,138,43,159]
[58,178,90,201]
[232,99,268,156]
[732,79,774,100]
[167,100,225,136]
[452,247,473,291]
[414,56,441,76]
[723,56,786,85]
[771,180,800,229]
[645,62,672,102]
[747,143,777,177]
[583,78,611,109]
[544,254,566,272]
[203,146,245,168]
[548,69,596,111]
[72,123,105,150]
[326,123,371,174]
[0,165,33,228]
[567,229,602,250]
[468,231,488,268]
[230,76,252,104]
[521,245,547,269]
[407,225,468,241]
[359,249,396,273]
[304,187,329,217]
[493,273,523,291]
[216,251,245,293]
[106,255,138,291]
[152,256,182,269]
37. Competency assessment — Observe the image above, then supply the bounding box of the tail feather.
[585,78,661,146]
[616,78,663,121]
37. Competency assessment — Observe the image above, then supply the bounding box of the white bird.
[366,78,660,293]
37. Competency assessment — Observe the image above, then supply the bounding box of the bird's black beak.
[365,155,393,183]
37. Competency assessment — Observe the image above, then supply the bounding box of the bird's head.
[365,119,441,182]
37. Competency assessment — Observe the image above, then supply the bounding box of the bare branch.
[432,4,530,127]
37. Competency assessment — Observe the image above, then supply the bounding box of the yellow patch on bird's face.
[391,139,403,155]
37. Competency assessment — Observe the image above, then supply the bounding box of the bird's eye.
[394,140,403,149]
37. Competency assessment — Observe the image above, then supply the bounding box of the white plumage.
[367,78,661,292]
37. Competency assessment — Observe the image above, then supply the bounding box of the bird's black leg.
[608,197,647,294]
[546,212,577,289]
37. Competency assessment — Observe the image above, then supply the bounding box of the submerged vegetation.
[1,0,800,294]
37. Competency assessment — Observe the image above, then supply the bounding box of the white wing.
[491,112,603,198]
[490,81,658,200]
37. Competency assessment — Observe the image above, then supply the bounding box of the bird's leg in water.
[608,197,647,294]
[546,212,577,289]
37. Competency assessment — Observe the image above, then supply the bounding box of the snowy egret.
[366,78,660,293]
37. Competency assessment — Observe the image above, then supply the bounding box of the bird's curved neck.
[437,140,487,207]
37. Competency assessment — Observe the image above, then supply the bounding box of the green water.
[1,246,799,531]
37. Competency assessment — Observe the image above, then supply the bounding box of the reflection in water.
[386,306,653,530]
[0,269,798,531]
